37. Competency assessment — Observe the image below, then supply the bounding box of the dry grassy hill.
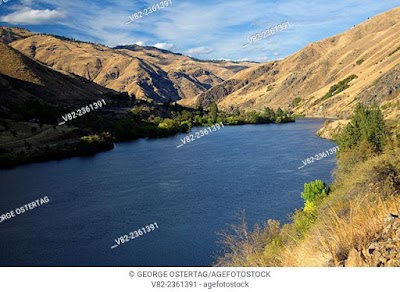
[195,7,400,122]
[1,27,256,103]
[0,42,112,112]
[0,42,121,166]
[0,26,34,44]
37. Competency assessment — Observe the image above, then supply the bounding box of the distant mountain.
[195,7,400,121]
[2,27,256,103]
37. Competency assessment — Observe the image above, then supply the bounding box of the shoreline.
[0,119,296,169]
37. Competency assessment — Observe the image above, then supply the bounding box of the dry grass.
[285,196,400,266]
[215,213,287,267]
[0,43,43,85]
[216,146,400,267]
[284,147,400,266]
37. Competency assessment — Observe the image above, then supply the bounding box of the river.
[0,118,337,266]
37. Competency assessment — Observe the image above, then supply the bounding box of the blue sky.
[0,0,399,61]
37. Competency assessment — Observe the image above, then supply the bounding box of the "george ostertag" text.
[0,196,50,223]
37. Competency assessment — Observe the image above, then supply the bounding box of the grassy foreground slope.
[216,105,400,267]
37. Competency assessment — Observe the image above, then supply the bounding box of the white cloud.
[186,47,214,55]
[135,40,146,46]
[0,8,65,25]
[153,42,174,50]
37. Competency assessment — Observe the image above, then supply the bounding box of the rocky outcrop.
[316,119,349,140]
[345,214,400,267]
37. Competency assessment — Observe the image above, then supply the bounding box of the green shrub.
[157,118,188,135]
[291,180,329,238]
[380,103,392,110]
[266,85,274,92]
[301,180,329,209]
[193,115,203,125]
[293,209,316,238]
[80,134,100,143]
[356,59,364,65]
[225,116,241,125]
[291,97,301,107]
[320,75,358,101]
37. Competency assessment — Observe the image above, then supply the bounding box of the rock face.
[316,119,349,140]
[345,248,369,267]
[345,214,400,267]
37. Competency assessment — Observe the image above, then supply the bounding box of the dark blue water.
[0,119,337,266]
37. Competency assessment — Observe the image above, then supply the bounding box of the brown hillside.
[0,43,113,112]
[0,27,34,44]
[196,7,400,120]
[6,32,255,103]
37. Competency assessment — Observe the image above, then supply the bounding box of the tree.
[209,102,219,123]
[276,107,284,117]
[196,105,204,116]
[337,104,386,153]
[129,93,136,103]
[245,111,261,124]
[264,107,275,121]
[114,118,138,141]
[193,115,203,125]
[181,110,193,122]
[365,105,386,152]
[158,118,180,134]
